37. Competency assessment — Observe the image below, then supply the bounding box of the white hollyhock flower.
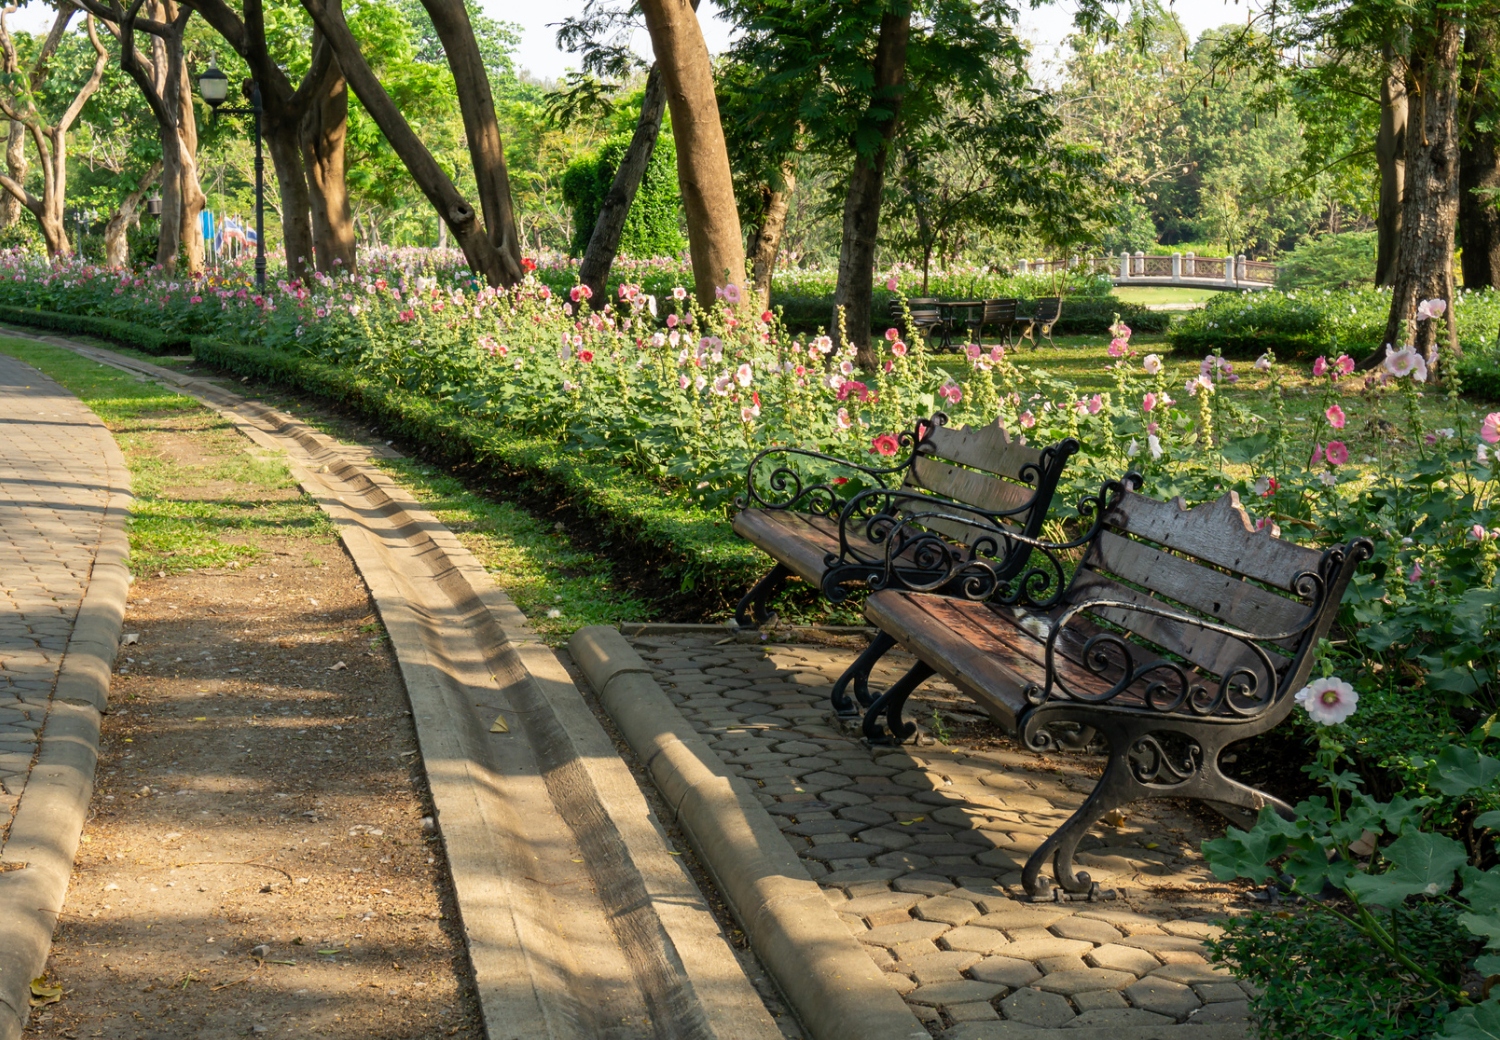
[1148,434,1162,459]
[1143,354,1162,375]
[1126,438,1139,458]
[1294,676,1359,726]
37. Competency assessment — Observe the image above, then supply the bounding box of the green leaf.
[1478,955,1500,977]
[1201,806,1298,882]
[1462,912,1500,951]
[1442,999,1500,1040]
[1222,432,1271,464]
[1344,831,1468,906]
[1432,746,1500,797]
[1477,811,1500,830]
[1464,867,1500,916]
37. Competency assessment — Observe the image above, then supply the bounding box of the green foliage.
[560,132,684,259]
[1277,232,1379,291]
[0,220,43,256]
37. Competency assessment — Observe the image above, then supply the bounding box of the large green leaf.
[1432,746,1500,797]
[1222,432,1271,464]
[1201,806,1299,882]
[1463,911,1500,950]
[1477,811,1500,831]
[1464,867,1500,916]
[1442,1000,1500,1040]
[1344,831,1467,906]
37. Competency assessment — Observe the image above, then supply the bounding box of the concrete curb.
[0,427,131,1040]
[570,625,929,1040]
[24,337,784,1040]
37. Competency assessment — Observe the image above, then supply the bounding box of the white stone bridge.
[1018,252,1277,291]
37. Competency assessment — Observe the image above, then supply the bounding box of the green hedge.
[0,304,190,355]
[771,293,1171,337]
[186,337,766,604]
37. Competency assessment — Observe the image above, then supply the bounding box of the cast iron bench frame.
[854,482,1373,900]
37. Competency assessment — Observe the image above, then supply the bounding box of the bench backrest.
[899,417,1075,548]
[1032,297,1062,323]
[1061,490,1369,721]
[982,298,1018,325]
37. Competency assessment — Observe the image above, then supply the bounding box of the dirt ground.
[26,401,484,1038]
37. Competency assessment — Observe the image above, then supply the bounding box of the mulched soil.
[27,419,484,1039]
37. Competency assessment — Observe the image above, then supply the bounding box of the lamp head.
[198,59,229,108]
[146,194,162,217]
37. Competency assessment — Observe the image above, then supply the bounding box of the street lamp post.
[197,59,265,293]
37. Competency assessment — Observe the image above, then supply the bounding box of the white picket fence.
[1016,252,1277,291]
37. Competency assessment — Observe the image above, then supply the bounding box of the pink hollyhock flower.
[679,374,691,389]
[1142,392,1157,413]
[1019,411,1036,428]
[736,363,753,387]
[966,343,982,359]
[1336,354,1356,376]
[886,327,900,341]
[666,313,679,328]
[1383,345,1428,382]
[1473,524,1490,541]
[1409,561,1423,582]
[938,381,962,404]
[569,286,582,303]
[1416,298,1447,321]
[1088,394,1103,414]
[871,433,901,456]
[538,286,551,300]
[1107,338,1128,357]
[1254,353,1272,371]
[1311,444,1325,466]
[1325,441,1349,466]
[722,283,741,304]
[886,275,899,292]
[1325,404,1346,429]
[891,340,907,357]
[814,336,834,354]
[1295,676,1358,725]
[1143,354,1162,375]
[1481,412,1500,443]
[672,286,687,301]
[761,310,773,323]
[1312,356,1328,377]
[837,408,853,430]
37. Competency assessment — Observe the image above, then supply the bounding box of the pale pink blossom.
[1482,413,1500,444]
[1312,356,1328,377]
[1087,394,1103,414]
[886,275,899,292]
[1416,298,1447,321]
[1325,404,1346,429]
[938,381,962,405]
[1254,353,1272,371]
[1295,677,1358,726]
[1336,354,1356,376]
[886,327,900,341]
[1383,345,1428,382]
[1019,411,1036,428]
[891,340,908,357]
[736,363,753,387]
[1142,392,1157,413]
[837,408,853,430]
[1409,561,1423,582]
[1142,354,1162,375]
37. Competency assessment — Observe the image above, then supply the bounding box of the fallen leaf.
[29,978,62,1007]
[329,661,347,671]
[489,714,508,734]
[120,633,140,646]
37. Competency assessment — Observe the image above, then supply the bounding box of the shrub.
[560,133,684,259]
[1277,232,1378,291]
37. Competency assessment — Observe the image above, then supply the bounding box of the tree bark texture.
[747,163,794,309]
[639,0,746,305]
[833,6,911,365]
[1377,16,1463,369]
[418,0,523,284]
[578,63,667,304]
[103,159,162,267]
[1377,47,1408,286]
[299,0,514,286]
[0,120,23,230]
[1461,18,1500,290]
[171,39,205,274]
[299,29,355,272]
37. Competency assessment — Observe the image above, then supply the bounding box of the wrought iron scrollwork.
[1030,537,1359,721]
[735,413,944,516]
[1129,731,1204,786]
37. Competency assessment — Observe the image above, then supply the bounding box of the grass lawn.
[1111,285,1223,305]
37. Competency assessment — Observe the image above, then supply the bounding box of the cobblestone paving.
[0,354,116,840]
[629,631,1255,1037]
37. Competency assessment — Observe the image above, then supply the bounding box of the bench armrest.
[824,473,1138,609]
[736,414,942,516]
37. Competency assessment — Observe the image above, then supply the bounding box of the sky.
[3,0,1259,84]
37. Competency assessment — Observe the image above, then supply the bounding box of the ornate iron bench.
[731,416,1079,709]
[1018,296,1062,349]
[855,483,1373,900]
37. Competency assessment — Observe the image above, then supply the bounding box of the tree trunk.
[171,48,205,275]
[0,121,22,229]
[1377,46,1408,286]
[832,6,911,366]
[639,0,746,305]
[1375,16,1463,369]
[299,33,355,273]
[265,119,314,277]
[1461,18,1500,290]
[104,159,162,268]
[747,163,794,309]
[578,62,667,304]
[418,0,523,284]
[299,0,512,286]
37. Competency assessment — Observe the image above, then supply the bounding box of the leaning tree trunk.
[0,120,22,230]
[578,62,666,304]
[264,120,315,278]
[300,39,355,273]
[1376,46,1408,286]
[1374,16,1463,370]
[832,5,911,366]
[639,0,746,306]
[747,164,794,309]
[103,159,162,268]
[171,54,206,275]
[1461,19,1500,290]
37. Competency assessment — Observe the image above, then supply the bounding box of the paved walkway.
[628,631,1254,1037]
[0,355,118,839]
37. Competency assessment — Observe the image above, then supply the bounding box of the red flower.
[871,433,901,456]
[522,257,537,273]
[578,349,595,363]
[832,477,849,485]
[761,310,773,323]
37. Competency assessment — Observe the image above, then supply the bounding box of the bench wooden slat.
[920,420,1044,483]
[1104,491,1324,591]
[1068,570,1282,682]
[1088,530,1309,645]
[732,509,843,584]
[906,455,1037,516]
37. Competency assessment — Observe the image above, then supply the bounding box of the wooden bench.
[1018,297,1062,349]
[856,484,1373,900]
[732,415,1079,705]
[889,297,951,349]
[963,298,1019,347]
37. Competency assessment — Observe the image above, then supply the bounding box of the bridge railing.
[1011,252,1277,289]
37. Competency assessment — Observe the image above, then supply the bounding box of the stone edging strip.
[569,625,930,1040]
[12,334,782,1040]
[0,422,131,1040]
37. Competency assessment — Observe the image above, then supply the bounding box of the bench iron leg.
[1023,742,1139,901]
[861,659,935,745]
[734,563,790,629]
[830,632,896,717]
